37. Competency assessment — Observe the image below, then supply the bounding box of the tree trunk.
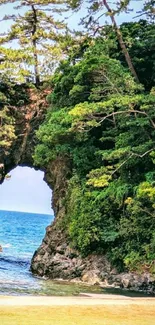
[31,5,40,87]
[102,0,139,83]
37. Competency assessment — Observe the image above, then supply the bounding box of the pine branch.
[98,110,155,129]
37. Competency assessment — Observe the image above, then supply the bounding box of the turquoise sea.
[0,210,104,296]
[0,210,153,297]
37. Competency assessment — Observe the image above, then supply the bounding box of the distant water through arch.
[0,210,53,295]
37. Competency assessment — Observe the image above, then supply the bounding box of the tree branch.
[110,148,154,178]
[102,0,139,83]
[98,109,155,129]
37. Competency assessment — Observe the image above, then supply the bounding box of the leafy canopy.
[34,29,155,272]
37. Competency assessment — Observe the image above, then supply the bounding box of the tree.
[102,0,139,82]
[67,0,140,82]
[98,20,155,90]
[33,32,155,269]
[137,1,155,20]
[0,0,67,85]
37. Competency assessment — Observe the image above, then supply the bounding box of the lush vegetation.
[0,0,155,273]
[34,19,155,272]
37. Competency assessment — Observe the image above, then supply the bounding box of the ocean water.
[0,210,51,295]
[0,210,104,296]
[0,210,153,297]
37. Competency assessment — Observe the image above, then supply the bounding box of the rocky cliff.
[31,158,155,294]
[0,85,50,180]
[31,156,155,294]
[1,83,155,295]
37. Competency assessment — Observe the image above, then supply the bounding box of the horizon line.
[0,209,53,216]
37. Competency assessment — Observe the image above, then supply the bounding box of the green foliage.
[66,175,119,255]
[102,20,155,90]
[34,22,155,272]
[0,0,70,84]
[1,1,155,273]
[0,106,16,153]
[0,85,17,154]
[117,181,155,270]
[0,80,33,155]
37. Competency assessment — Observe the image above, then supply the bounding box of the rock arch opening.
[0,166,54,294]
[0,166,53,215]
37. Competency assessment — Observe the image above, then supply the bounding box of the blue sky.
[0,1,145,33]
[0,167,53,215]
[0,0,145,214]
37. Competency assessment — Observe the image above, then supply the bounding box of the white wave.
[1,244,12,248]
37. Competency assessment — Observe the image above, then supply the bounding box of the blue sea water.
[0,210,104,296]
[0,210,152,297]
[0,210,53,295]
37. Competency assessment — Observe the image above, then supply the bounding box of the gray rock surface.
[31,239,155,294]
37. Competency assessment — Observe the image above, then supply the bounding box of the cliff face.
[0,85,50,180]
[30,157,111,281]
[1,84,155,294]
[31,157,155,294]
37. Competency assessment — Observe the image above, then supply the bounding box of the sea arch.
[0,84,153,290]
[0,84,70,278]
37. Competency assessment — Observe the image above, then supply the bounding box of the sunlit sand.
[0,294,155,325]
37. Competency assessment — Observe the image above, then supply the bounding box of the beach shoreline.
[0,293,155,306]
[0,294,155,325]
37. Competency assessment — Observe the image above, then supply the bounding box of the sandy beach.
[0,294,155,325]
[0,293,155,306]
